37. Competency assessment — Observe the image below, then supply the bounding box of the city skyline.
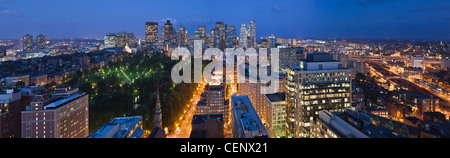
[0,0,449,40]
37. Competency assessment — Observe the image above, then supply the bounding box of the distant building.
[22,34,33,51]
[268,34,276,49]
[0,89,22,138]
[231,95,270,138]
[36,34,46,49]
[190,113,224,138]
[103,32,136,48]
[279,47,303,71]
[391,89,439,119]
[404,67,423,79]
[5,75,29,88]
[225,24,237,48]
[145,22,159,44]
[161,20,175,45]
[21,84,89,138]
[87,116,144,138]
[239,24,247,48]
[30,74,47,86]
[441,59,450,70]
[247,20,256,48]
[264,92,287,138]
[410,55,424,69]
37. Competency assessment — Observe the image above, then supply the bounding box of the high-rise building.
[22,34,33,51]
[248,20,256,48]
[268,34,276,49]
[279,47,304,71]
[210,29,219,48]
[21,83,89,138]
[179,25,187,46]
[225,24,236,48]
[198,26,206,45]
[0,89,22,138]
[215,22,226,50]
[87,116,144,138]
[145,22,158,44]
[231,95,270,138]
[285,52,352,138]
[239,24,247,48]
[36,34,46,49]
[162,20,175,45]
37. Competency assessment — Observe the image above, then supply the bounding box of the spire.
[154,85,162,129]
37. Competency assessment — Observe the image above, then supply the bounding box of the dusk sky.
[0,0,449,40]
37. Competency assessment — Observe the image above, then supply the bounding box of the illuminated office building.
[36,34,46,49]
[161,20,175,45]
[225,24,236,48]
[248,20,256,48]
[21,84,89,138]
[239,24,247,48]
[145,22,158,44]
[22,34,33,51]
[285,52,352,138]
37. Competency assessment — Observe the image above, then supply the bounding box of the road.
[167,82,206,138]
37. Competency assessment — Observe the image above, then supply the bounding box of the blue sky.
[0,0,449,40]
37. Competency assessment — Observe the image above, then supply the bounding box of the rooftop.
[265,92,286,103]
[231,95,270,137]
[87,116,143,138]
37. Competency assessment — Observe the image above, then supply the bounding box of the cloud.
[159,18,177,25]
[271,5,284,13]
[0,8,22,17]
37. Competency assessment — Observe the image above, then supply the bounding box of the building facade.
[145,22,159,44]
[285,52,352,138]
[21,85,89,138]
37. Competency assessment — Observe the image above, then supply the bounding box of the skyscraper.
[36,34,46,49]
[248,20,256,48]
[179,25,187,46]
[239,24,247,48]
[285,52,352,138]
[161,20,175,45]
[22,34,33,51]
[198,26,206,45]
[215,22,226,50]
[145,22,158,44]
[268,34,276,49]
[225,24,236,48]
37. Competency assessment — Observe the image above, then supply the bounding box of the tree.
[15,81,26,88]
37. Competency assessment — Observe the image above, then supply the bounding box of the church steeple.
[154,85,162,129]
